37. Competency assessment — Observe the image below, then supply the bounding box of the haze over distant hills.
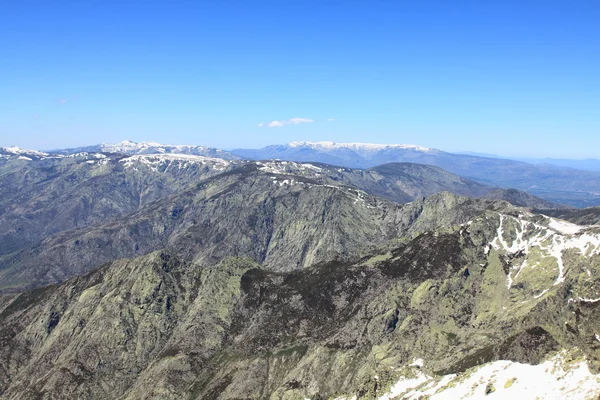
[3,139,600,208]
[232,141,600,207]
[457,151,600,172]
[50,140,242,160]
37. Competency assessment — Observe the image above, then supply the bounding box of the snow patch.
[548,218,582,234]
[378,351,600,400]
[378,370,430,400]
[490,213,600,291]
[1,146,48,158]
[120,154,229,172]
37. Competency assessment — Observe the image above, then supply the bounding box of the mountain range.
[1,140,600,399]
[233,141,600,207]
[0,147,562,292]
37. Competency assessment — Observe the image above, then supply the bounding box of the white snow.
[410,358,424,368]
[568,297,600,304]
[548,218,582,234]
[489,213,600,291]
[97,140,232,157]
[255,160,325,178]
[1,146,48,157]
[300,163,323,172]
[287,141,437,154]
[378,369,430,400]
[378,351,600,400]
[119,154,230,172]
[256,161,289,175]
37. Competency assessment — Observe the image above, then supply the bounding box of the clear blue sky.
[0,0,598,157]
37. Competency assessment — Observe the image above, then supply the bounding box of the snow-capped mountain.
[287,141,437,155]
[0,146,50,160]
[232,141,600,207]
[53,140,241,160]
[233,141,441,167]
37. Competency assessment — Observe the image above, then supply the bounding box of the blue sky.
[0,0,598,157]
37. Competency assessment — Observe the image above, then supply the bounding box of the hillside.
[0,153,560,292]
[1,208,599,398]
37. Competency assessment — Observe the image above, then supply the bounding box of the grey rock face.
[1,152,563,292]
[0,208,599,399]
[0,153,235,259]
[1,159,506,292]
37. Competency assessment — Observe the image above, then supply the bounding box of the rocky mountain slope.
[0,162,505,292]
[1,206,599,399]
[0,151,234,258]
[0,152,559,292]
[233,141,600,207]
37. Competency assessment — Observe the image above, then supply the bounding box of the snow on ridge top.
[547,217,583,235]
[100,140,211,152]
[103,140,238,152]
[119,154,231,172]
[287,141,435,153]
[1,146,48,157]
[120,153,230,164]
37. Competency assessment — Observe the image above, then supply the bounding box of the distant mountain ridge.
[232,141,600,207]
[50,140,242,160]
[6,140,599,207]
[0,146,50,159]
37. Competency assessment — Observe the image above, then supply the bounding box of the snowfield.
[380,351,600,400]
[330,351,600,400]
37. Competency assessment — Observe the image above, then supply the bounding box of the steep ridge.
[0,209,599,398]
[0,156,563,292]
[1,154,559,262]
[535,206,600,226]
[238,160,562,209]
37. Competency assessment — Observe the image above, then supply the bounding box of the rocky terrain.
[0,147,561,260]
[0,150,559,292]
[0,206,599,398]
[0,151,234,258]
[1,143,599,399]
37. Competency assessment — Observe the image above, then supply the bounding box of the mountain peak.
[0,145,48,158]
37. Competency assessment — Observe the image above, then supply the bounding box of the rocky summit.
[1,146,600,399]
